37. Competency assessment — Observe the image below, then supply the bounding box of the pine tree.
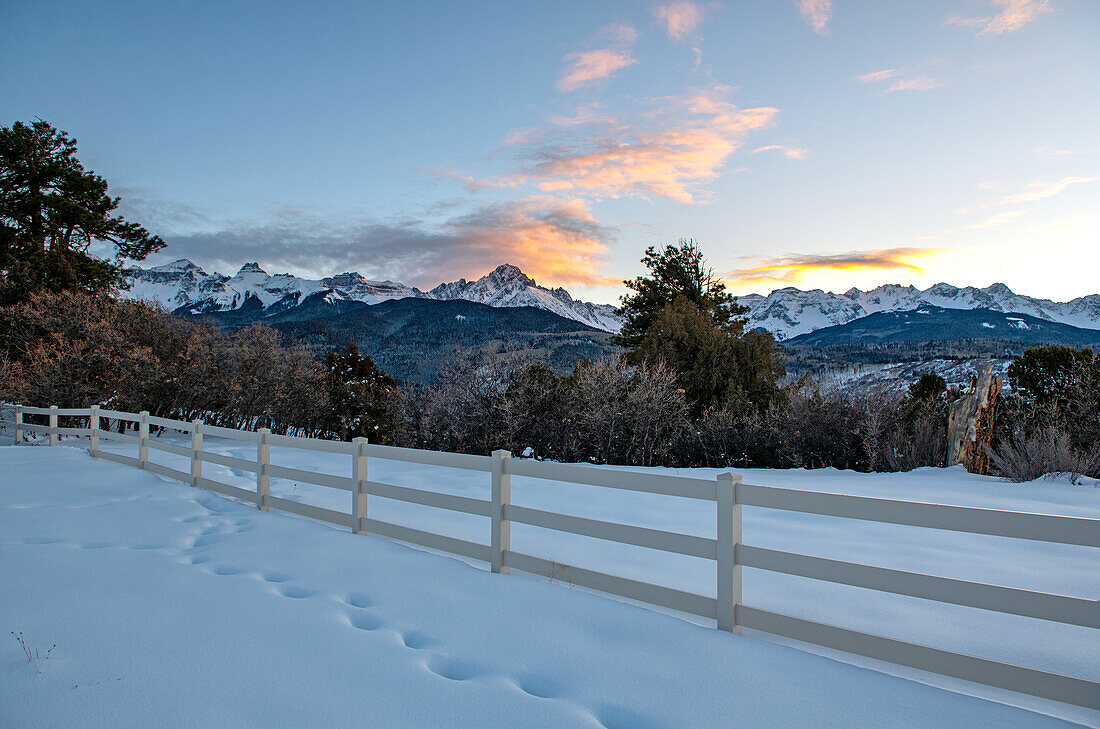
[614,240,746,351]
[324,346,402,441]
[0,120,164,304]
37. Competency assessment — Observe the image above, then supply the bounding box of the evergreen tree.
[617,241,783,414]
[636,296,784,413]
[614,240,746,350]
[909,372,947,402]
[0,120,164,303]
[324,345,403,442]
[1002,345,1100,453]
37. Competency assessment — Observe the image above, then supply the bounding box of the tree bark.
[946,363,1002,473]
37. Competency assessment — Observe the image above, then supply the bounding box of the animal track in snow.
[593,704,666,729]
[260,571,291,583]
[342,593,373,609]
[399,630,433,650]
[209,565,245,576]
[424,655,486,682]
[347,613,383,631]
[278,585,316,599]
[513,674,565,700]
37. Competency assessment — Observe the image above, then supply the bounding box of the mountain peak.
[236,262,267,275]
[323,272,368,287]
[486,263,535,285]
[986,282,1015,296]
[151,259,203,273]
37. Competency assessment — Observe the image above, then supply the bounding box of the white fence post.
[353,437,369,534]
[14,405,23,444]
[717,472,743,634]
[190,420,203,488]
[256,428,270,511]
[491,449,512,574]
[89,405,99,458]
[48,405,58,446]
[138,411,150,468]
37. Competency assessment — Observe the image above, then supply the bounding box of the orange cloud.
[654,2,706,40]
[856,69,898,83]
[796,0,832,34]
[557,49,638,92]
[1034,146,1093,157]
[887,75,942,92]
[857,68,942,92]
[968,176,1100,210]
[547,103,618,127]
[492,86,779,203]
[440,197,619,287]
[726,247,944,288]
[556,23,639,92]
[945,0,1053,36]
[162,198,617,289]
[965,209,1029,229]
[752,144,808,160]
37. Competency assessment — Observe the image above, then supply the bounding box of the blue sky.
[3,0,1097,302]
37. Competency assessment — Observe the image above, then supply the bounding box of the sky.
[2,0,1098,304]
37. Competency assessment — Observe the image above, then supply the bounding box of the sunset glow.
[4,0,1096,301]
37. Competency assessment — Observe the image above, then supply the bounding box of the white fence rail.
[3,403,1098,709]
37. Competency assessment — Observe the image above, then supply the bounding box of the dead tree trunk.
[946,363,1002,473]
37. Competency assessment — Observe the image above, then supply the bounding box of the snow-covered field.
[2,436,1098,728]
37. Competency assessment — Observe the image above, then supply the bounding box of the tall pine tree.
[0,120,164,304]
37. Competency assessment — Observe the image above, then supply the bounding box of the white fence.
[5,403,1099,709]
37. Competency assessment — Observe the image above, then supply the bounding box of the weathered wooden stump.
[946,363,1002,473]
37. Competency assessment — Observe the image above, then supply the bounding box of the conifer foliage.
[323,346,403,442]
[616,240,785,414]
[614,239,745,350]
[0,120,164,304]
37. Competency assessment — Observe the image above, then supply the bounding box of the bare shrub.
[561,358,689,466]
[855,387,946,472]
[11,631,54,662]
[989,424,1100,484]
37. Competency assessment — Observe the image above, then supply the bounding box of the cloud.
[857,68,942,92]
[887,75,943,92]
[557,49,638,92]
[752,144,808,160]
[965,209,1029,229]
[113,187,212,235]
[1034,146,1092,157]
[154,197,617,289]
[556,23,639,92]
[654,2,707,41]
[856,69,898,83]
[725,247,944,288]
[796,0,832,34]
[945,0,1053,36]
[972,176,1100,209]
[488,85,779,203]
[547,103,618,127]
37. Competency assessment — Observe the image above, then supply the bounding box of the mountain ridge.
[783,305,1100,348]
[122,259,621,332]
[121,259,1100,341]
[737,282,1100,340]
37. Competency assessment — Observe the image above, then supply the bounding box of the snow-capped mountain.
[125,261,1099,342]
[427,264,621,332]
[122,260,621,332]
[739,283,1100,340]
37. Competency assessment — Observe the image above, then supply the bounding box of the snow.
[2,439,1098,728]
[740,283,1100,340]
[816,358,1013,396]
[123,261,622,332]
